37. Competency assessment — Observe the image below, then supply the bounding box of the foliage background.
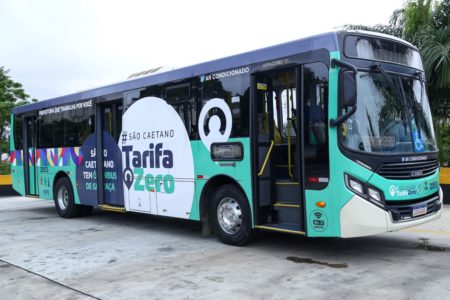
[0,67,36,174]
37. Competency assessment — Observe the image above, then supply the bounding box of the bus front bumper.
[340,187,443,238]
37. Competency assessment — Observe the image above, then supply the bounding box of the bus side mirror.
[329,58,358,128]
[343,71,357,107]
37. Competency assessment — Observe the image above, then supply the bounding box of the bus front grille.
[385,193,441,222]
[377,159,438,180]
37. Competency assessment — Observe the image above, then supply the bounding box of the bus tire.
[54,177,81,218]
[210,184,255,246]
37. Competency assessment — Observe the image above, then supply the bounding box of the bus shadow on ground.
[25,203,448,265]
[251,230,449,268]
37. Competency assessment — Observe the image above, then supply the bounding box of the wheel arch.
[52,171,72,198]
[199,175,248,234]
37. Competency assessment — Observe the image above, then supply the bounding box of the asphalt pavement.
[0,196,449,300]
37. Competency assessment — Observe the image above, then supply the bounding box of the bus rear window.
[344,35,423,70]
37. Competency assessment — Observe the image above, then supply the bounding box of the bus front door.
[96,101,125,208]
[23,116,38,196]
[252,67,305,233]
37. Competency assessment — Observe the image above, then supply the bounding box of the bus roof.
[14,31,341,114]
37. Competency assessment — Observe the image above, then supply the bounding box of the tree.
[391,0,433,44]
[433,0,450,28]
[0,67,36,152]
[412,1,450,162]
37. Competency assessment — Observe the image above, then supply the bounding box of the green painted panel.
[189,138,253,223]
[11,165,25,195]
[36,165,78,202]
[368,171,440,201]
[305,51,373,238]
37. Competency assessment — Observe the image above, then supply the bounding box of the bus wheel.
[211,184,255,246]
[54,177,81,218]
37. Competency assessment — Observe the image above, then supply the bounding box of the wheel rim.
[57,186,69,210]
[217,197,242,234]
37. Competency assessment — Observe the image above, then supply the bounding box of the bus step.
[275,181,300,203]
[274,203,300,224]
[98,204,126,213]
[255,223,305,235]
[273,202,300,208]
[275,180,299,185]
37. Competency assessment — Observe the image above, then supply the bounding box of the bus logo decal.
[198,98,232,151]
[389,185,397,197]
[310,210,328,232]
[123,167,133,190]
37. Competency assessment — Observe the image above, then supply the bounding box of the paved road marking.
[0,259,100,300]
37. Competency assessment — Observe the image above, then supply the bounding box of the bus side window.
[201,72,250,138]
[303,62,329,189]
[162,80,198,139]
[64,106,95,146]
[37,101,95,148]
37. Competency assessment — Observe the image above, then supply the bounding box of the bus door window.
[281,87,297,138]
[269,71,297,180]
[303,62,329,189]
[13,115,24,150]
[254,79,277,141]
[26,118,36,149]
[272,91,280,140]
[103,106,113,136]
[102,101,122,142]
[261,88,281,143]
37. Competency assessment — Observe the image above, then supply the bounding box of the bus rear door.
[96,100,126,209]
[23,116,38,196]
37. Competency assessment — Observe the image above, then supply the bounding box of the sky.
[0,0,406,101]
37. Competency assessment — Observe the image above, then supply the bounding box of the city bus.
[10,30,443,245]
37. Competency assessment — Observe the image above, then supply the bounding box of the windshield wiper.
[371,63,407,107]
[412,74,425,139]
[371,63,409,132]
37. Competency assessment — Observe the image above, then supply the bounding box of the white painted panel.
[127,176,151,213]
[157,180,194,219]
[340,195,388,238]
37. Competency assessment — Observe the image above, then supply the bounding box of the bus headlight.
[345,173,384,207]
[368,187,382,203]
[348,177,364,194]
[345,174,365,196]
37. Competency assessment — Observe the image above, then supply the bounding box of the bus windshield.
[342,71,437,154]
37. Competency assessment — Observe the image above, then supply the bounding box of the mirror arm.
[330,105,357,128]
[330,58,358,128]
[331,59,357,74]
